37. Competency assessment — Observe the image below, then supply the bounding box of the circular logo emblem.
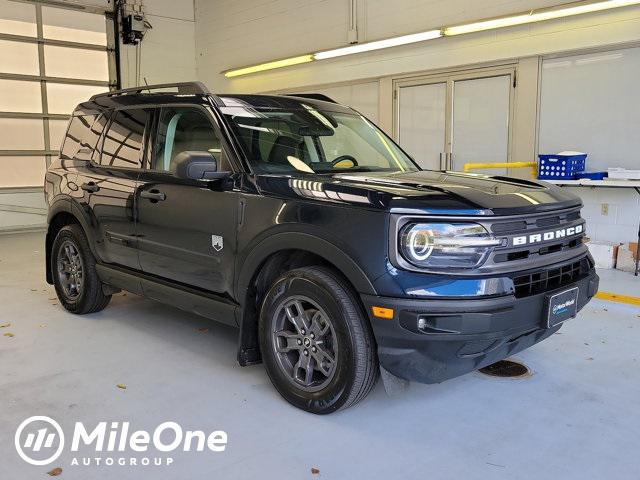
[15,416,65,466]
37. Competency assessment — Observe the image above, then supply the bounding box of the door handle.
[140,189,166,202]
[81,182,100,193]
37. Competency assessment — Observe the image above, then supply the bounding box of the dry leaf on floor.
[311,467,320,475]
[116,384,127,390]
[3,333,14,337]
[39,324,47,328]
[197,328,209,334]
[0,323,10,328]
[47,467,62,476]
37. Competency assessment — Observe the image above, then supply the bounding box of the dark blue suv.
[44,82,599,413]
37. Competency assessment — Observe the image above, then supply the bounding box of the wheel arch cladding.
[45,202,96,284]
[235,233,377,366]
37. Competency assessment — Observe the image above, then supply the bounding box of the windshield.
[221,103,418,174]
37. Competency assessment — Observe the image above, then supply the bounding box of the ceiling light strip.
[444,0,640,35]
[313,29,442,60]
[224,55,314,78]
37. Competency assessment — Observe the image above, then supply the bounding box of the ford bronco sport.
[45,82,599,414]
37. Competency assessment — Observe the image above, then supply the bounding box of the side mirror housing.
[173,151,231,180]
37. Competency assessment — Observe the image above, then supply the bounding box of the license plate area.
[546,287,579,328]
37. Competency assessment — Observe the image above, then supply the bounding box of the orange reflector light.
[372,306,394,319]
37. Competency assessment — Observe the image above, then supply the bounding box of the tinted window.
[60,114,105,160]
[153,107,227,172]
[100,109,149,168]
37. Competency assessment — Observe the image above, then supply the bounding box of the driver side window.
[152,107,229,173]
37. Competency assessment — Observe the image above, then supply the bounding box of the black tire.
[259,266,378,414]
[51,224,111,314]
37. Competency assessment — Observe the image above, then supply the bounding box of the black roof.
[73,91,354,117]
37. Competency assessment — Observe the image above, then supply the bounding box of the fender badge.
[211,235,223,252]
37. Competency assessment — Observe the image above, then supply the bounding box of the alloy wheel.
[56,240,84,300]
[271,296,338,392]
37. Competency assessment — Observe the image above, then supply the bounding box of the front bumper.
[361,268,599,384]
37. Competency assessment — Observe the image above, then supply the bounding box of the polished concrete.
[1,232,639,479]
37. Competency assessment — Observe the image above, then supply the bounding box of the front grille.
[490,208,581,234]
[493,237,582,263]
[490,207,585,264]
[491,220,527,233]
[512,257,592,298]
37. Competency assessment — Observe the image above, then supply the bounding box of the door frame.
[393,64,517,171]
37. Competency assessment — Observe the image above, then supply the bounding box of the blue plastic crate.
[537,153,587,180]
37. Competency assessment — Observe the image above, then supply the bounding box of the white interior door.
[451,75,511,175]
[395,68,514,175]
[397,82,446,170]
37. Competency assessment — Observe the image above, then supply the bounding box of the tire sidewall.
[260,272,359,414]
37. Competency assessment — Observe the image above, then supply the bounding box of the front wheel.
[259,266,378,414]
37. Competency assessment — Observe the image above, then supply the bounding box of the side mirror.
[173,151,231,180]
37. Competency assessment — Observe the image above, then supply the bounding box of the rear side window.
[60,114,105,161]
[100,109,150,169]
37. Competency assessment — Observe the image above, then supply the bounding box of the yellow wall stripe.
[595,291,640,307]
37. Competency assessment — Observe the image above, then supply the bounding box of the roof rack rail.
[90,81,211,100]
[285,93,337,104]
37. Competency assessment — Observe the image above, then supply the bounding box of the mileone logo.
[15,416,227,468]
[512,224,583,246]
[552,298,576,315]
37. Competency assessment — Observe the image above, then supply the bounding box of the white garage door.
[0,0,114,189]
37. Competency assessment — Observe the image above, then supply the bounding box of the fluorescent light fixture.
[314,29,442,60]
[444,0,640,36]
[224,54,314,78]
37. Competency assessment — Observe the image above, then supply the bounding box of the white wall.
[195,0,640,93]
[578,189,640,245]
[120,0,196,87]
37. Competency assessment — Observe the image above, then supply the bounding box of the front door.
[135,106,238,297]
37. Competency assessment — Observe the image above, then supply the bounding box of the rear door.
[135,105,239,297]
[76,107,151,269]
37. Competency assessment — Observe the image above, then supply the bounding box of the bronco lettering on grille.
[512,224,583,246]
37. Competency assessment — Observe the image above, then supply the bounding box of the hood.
[255,170,582,216]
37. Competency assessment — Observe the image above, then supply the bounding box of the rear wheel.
[259,266,378,414]
[51,224,111,314]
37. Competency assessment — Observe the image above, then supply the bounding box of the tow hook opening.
[478,359,531,379]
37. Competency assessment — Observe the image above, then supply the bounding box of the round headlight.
[399,223,501,270]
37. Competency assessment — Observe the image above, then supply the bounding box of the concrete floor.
[1,231,639,479]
